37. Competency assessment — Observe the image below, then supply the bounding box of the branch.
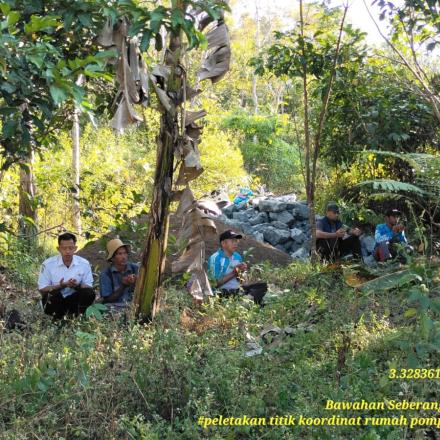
[362,0,440,123]
[310,4,348,194]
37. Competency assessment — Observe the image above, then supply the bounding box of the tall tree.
[0,0,117,235]
[252,2,349,260]
[71,75,84,235]
[97,0,231,318]
[366,0,440,123]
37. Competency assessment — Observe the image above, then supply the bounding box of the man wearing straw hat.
[99,238,139,309]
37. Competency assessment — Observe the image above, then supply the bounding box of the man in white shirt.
[38,232,95,319]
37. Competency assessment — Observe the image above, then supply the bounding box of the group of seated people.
[37,204,411,319]
[316,202,411,263]
[38,233,138,320]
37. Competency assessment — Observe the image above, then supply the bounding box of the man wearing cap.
[316,202,362,262]
[374,209,409,262]
[99,238,139,309]
[38,232,95,319]
[208,230,248,297]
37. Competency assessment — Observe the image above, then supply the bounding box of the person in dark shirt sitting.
[99,239,139,310]
[316,202,362,262]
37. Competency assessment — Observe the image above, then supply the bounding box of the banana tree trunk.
[134,32,182,320]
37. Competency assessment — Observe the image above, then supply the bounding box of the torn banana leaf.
[196,199,222,217]
[139,59,149,105]
[129,37,141,81]
[176,161,204,186]
[206,23,229,49]
[185,109,207,126]
[174,187,195,217]
[186,123,203,141]
[198,45,231,84]
[117,46,139,104]
[172,241,204,273]
[152,64,171,81]
[188,268,213,300]
[184,85,202,101]
[97,17,114,46]
[110,97,142,130]
[150,75,173,112]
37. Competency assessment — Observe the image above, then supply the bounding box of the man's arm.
[102,284,127,303]
[316,228,346,239]
[80,262,94,288]
[216,269,239,288]
[38,263,63,294]
[100,271,121,303]
[39,279,67,294]
[315,218,345,239]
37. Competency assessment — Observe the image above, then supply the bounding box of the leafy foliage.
[222,110,302,193]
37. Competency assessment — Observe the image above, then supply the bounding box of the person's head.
[106,238,130,266]
[57,232,77,259]
[385,208,402,226]
[219,230,243,254]
[325,202,340,221]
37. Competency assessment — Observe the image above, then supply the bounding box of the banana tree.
[100,0,231,319]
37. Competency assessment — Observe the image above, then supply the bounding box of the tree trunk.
[251,0,260,115]
[72,104,81,235]
[134,24,183,320]
[18,149,37,239]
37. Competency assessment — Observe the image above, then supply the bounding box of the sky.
[232,0,397,44]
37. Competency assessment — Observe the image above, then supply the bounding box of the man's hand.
[66,278,78,288]
[236,263,248,271]
[122,274,137,286]
[350,227,362,237]
[393,224,405,233]
[335,228,346,238]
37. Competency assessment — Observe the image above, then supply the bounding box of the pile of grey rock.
[219,195,311,260]
[217,194,377,262]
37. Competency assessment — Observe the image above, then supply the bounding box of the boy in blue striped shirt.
[208,230,248,297]
[374,208,410,262]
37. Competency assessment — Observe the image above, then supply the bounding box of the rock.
[240,223,255,235]
[271,210,295,226]
[277,193,297,203]
[263,227,291,245]
[269,212,278,221]
[291,247,309,260]
[253,232,265,242]
[223,219,252,235]
[290,227,306,244]
[363,255,376,266]
[236,201,248,211]
[360,235,376,255]
[292,202,309,220]
[222,204,236,218]
[249,212,268,226]
[283,239,295,252]
[250,197,266,208]
[275,244,286,252]
[258,200,287,213]
[270,221,289,231]
[245,208,257,217]
[216,214,228,222]
[232,211,250,223]
[289,242,302,253]
[252,223,268,232]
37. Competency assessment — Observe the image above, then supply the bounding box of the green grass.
[1,258,440,439]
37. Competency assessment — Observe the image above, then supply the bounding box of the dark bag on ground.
[242,282,268,305]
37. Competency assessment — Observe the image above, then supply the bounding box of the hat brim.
[106,244,130,261]
[221,233,243,241]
